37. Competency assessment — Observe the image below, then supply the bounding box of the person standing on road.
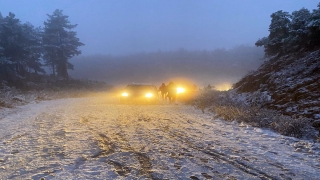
[167,82,177,104]
[206,84,212,90]
[159,83,167,100]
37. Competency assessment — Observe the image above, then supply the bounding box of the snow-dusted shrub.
[270,115,314,138]
[210,105,248,121]
[0,100,13,108]
[193,90,317,139]
[250,91,272,107]
[193,90,221,113]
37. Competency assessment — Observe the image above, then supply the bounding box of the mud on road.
[0,93,319,179]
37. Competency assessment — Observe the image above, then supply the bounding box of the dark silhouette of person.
[167,82,177,103]
[159,83,167,100]
[207,84,212,90]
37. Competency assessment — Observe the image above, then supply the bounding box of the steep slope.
[233,50,320,120]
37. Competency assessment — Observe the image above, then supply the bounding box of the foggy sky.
[1,0,319,55]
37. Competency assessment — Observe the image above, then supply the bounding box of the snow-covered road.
[0,94,319,179]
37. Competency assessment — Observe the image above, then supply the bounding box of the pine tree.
[307,3,320,48]
[21,22,44,74]
[43,9,84,79]
[284,8,310,52]
[0,12,45,82]
[0,12,25,79]
[0,12,6,80]
[268,11,291,56]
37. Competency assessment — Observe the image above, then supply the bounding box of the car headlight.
[121,92,128,97]
[177,87,185,94]
[145,93,153,98]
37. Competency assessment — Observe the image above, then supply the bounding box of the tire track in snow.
[90,133,116,158]
[85,112,155,179]
[109,111,155,179]
[140,108,282,179]
[114,108,241,179]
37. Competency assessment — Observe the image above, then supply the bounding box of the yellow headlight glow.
[145,93,153,98]
[177,87,185,94]
[122,92,128,97]
[216,83,232,91]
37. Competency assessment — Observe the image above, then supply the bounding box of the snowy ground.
[0,93,320,180]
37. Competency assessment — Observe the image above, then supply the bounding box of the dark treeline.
[0,10,83,87]
[256,3,320,57]
[70,45,264,87]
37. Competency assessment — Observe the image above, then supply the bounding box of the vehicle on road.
[120,83,159,104]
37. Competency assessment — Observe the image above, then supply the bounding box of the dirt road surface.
[0,93,319,179]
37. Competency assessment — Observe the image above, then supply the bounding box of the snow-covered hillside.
[234,50,320,120]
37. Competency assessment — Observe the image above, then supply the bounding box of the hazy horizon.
[69,45,264,89]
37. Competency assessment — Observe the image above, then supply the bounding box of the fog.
[1,0,319,88]
[69,45,264,89]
